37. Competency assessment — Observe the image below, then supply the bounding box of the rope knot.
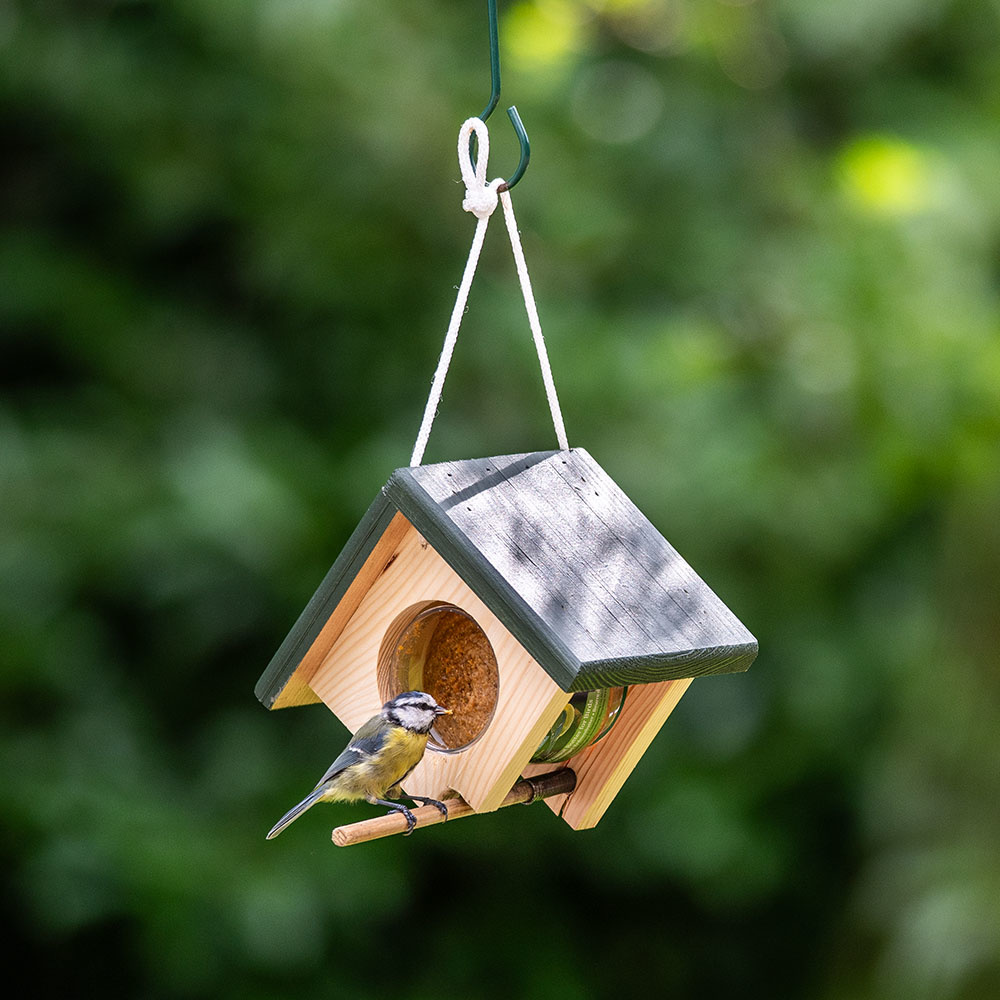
[458,117,501,220]
[462,180,500,220]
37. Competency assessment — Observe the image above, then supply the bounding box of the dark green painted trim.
[568,641,759,692]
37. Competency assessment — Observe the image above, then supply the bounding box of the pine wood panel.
[308,519,571,813]
[262,507,411,708]
[270,672,323,710]
[522,677,693,829]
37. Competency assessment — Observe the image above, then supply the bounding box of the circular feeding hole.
[377,603,500,753]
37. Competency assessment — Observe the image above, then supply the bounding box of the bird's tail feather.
[266,786,327,840]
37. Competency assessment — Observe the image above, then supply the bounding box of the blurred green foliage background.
[3,0,999,996]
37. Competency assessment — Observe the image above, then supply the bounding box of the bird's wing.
[314,715,387,788]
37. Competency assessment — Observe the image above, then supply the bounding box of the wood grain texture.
[255,494,405,708]
[269,672,323,710]
[308,518,571,813]
[262,510,411,709]
[388,448,757,691]
[386,454,580,690]
[522,677,693,829]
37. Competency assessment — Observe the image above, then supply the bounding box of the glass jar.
[531,686,627,763]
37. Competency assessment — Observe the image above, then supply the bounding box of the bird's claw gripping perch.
[406,795,449,819]
[374,798,417,834]
[400,807,416,835]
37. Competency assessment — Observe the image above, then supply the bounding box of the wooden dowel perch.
[332,768,577,847]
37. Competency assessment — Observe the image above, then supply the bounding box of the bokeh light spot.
[606,0,688,54]
[837,135,935,216]
[504,0,587,72]
[571,60,664,144]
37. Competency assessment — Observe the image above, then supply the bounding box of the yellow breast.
[325,728,429,803]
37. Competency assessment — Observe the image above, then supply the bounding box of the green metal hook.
[479,0,501,123]
[475,0,530,191]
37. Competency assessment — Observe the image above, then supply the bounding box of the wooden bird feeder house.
[255,447,757,832]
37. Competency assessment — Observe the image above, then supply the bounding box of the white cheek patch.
[392,706,432,731]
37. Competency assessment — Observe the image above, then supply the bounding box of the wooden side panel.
[270,673,323,710]
[265,511,412,708]
[308,519,571,813]
[522,677,693,829]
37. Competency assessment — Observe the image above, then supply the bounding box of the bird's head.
[382,690,451,734]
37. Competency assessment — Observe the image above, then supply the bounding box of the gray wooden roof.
[256,448,756,705]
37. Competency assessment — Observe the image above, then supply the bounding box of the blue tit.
[266,690,452,839]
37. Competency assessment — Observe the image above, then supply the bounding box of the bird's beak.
[435,705,452,716]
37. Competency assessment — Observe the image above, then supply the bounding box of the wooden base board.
[522,677,693,830]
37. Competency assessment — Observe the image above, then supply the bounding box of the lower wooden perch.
[332,768,577,847]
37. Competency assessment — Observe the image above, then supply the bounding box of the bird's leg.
[403,793,449,819]
[370,797,417,835]
[386,783,448,819]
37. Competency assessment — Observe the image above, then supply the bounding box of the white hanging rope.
[409,117,569,467]
[498,186,568,456]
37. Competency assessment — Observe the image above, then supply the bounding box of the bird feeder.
[255,447,757,832]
